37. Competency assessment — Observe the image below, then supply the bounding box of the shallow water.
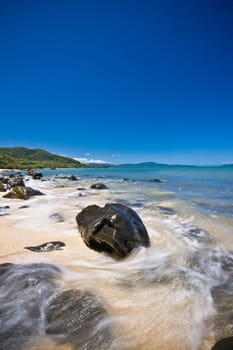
[1,165,233,349]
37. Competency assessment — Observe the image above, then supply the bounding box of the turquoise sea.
[44,163,233,219]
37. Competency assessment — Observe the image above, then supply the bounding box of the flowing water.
[1,164,233,349]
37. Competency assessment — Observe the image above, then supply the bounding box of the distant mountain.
[86,163,113,168]
[0,147,86,169]
[115,162,170,168]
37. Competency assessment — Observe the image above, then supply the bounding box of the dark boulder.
[8,175,25,188]
[45,289,112,349]
[0,183,6,192]
[3,186,44,200]
[27,170,43,179]
[76,203,150,258]
[90,183,108,190]
[32,172,43,180]
[69,175,78,181]
[211,337,233,350]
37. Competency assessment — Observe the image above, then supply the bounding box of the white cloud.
[111,153,121,158]
[74,157,108,164]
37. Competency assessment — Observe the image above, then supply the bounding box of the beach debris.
[90,183,108,190]
[76,203,150,258]
[3,186,44,200]
[24,241,65,252]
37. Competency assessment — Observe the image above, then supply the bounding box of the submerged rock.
[156,206,176,215]
[76,203,150,258]
[0,263,61,350]
[90,183,108,190]
[3,186,44,200]
[24,241,65,252]
[0,263,112,350]
[45,289,112,349]
[49,212,65,222]
[149,178,166,183]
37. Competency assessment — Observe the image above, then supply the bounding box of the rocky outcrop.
[3,186,44,200]
[76,203,150,258]
[90,183,108,190]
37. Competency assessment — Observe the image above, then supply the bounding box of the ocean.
[1,164,233,349]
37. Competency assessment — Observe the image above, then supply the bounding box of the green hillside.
[0,147,86,169]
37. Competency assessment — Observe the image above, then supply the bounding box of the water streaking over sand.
[0,165,233,349]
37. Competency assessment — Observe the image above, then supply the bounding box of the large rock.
[3,186,44,200]
[76,203,150,258]
[211,336,233,350]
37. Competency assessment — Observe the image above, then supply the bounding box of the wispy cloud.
[74,157,108,164]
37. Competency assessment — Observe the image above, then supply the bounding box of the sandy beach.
[0,172,102,265]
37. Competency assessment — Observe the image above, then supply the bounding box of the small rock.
[149,178,166,183]
[90,183,108,190]
[24,241,65,252]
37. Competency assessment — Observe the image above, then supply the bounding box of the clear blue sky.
[1,0,233,164]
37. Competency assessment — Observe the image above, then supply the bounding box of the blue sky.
[1,0,233,164]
